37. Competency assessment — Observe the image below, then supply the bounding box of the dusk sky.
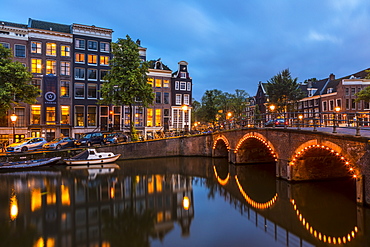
[2,0,370,100]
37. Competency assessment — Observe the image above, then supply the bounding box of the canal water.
[0,157,368,247]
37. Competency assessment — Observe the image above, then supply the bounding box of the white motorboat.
[64,149,121,165]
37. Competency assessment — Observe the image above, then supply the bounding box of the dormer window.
[180,72,186,78]
[327,88,333,94]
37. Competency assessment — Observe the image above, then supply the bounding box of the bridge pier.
[229,149,236,164]
[276,159,289,180]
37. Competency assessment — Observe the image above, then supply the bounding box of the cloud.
[307,31,341,44]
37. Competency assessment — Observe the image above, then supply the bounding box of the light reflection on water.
[0,157,367,247]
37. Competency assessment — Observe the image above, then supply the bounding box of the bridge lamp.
[333,107,341,133]
[10,113,18,143]
[181,105,189,133]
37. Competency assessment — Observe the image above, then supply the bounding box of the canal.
[0,156,368,247]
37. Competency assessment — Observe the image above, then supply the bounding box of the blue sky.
[2,0,370,100]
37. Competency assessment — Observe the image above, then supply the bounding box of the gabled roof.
[28,18,71,33]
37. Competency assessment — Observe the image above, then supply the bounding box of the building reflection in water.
[0,156,367,246]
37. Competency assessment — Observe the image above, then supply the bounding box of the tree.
[100,35,154,140]
[355,86,370,102]
[199,89,223,126]
[229,89,249,118]
[266,68,304,112]
[0,44,39,116]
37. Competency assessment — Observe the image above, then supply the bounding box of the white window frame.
[175,94,182,105]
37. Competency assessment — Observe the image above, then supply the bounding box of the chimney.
[329,73,335,80]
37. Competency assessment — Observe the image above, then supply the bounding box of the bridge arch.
[234,133,277,164]
[288,140,358,181]
[212,135,230,157]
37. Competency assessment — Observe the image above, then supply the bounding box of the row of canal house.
[249,68,370,125]
[0,19,192,143]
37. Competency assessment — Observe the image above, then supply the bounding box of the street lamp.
[298,115,303,130]
[333,107,341,133]
[269,105,276,128]
[182,105,188,133]
[10,113,17,143]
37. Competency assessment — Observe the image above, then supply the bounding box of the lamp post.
[333,106,341,133]
[182,105,188,133]
[269,105,276,128]
[298,115,303,130]
[10,113,17,143]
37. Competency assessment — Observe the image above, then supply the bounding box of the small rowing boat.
[64,149,121,165]
[0,157,62,171]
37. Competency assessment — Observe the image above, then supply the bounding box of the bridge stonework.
[99,128,370,205]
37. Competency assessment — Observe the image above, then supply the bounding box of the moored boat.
[0,157,62,171]
[64,149,121,165]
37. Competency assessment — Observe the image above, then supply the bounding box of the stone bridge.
[100,128,370,205]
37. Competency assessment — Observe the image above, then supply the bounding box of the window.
[180,72,186,78]
[351,99,356,109]
[60,81,70,97]
[61,106,70,124]
[15,45,26,57]
[187,82,191,91]
[46,43,56,56]
[351,88,356,96]
[46,107,56,123]
[322,101,327,111]
[32,79,41,91]
[164,93,169,104]
[100,56,109,65]
[61,45,70,56]
[163,79,169,88]
[345,88,349,96]
[155,79,162,87]
[75,53,85,63]
[87,106,97,126]
[364,101,370,110]
[88,54,97,65]
[75,83,85,98]
[176,94,181,105]
[155,109,161,126]
[0,42,10,49]
[30,105,41,124]
[100,42,110,52]
[75,106,84,127]
[100,70,109,81]
[147,108,153,127]
[88,69,97,80]
[155,92,161,104]
[31,41,42,54]
[336,99,341,109]
[175,81,179,90]
[60,62,70,75]
[346,99,350,109]
[88,40,98,50]
[87,84,97,99]
[147,77,154,87]
[184,94,189,105]
[75,68,85,80]
[180,82,186,90]
[75,39,85,49]
[329,100,334,111]
[31,59,42,73]
[46,60,56,74]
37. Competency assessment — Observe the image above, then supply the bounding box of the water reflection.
[0,157,368,246]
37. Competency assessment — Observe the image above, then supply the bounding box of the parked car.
[75,132,105,147]
[103,132,127,145]
[43,137,76,150]
[6,137,47,152]
[265,119,288,127]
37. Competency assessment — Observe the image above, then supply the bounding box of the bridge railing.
[214,111,370,137]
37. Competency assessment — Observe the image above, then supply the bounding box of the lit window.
[88,54,97,65]
[75,39,85,49]
[31,42,42,54]
[75,53,85,63]
[75,106,84,127]
[30,105,41,125]
[75,68,85,80]
[46,60,56,74]
[155,109,161,126]
[46,107,56,124]
[155,79,162,87]
[60,81,70,97]
[100,42,110,52]
[46,43,57,56]
[163,79,169,88]
[147,77,154,87]
[15,45,26,57]
[100,56,109,65]
[61,45,70,56]
[31,59,42,73]
[88,40,98,50]
[60,62,70,75]
[61,106,70,124]
[147,108,153,127]
[87,106,97,126]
